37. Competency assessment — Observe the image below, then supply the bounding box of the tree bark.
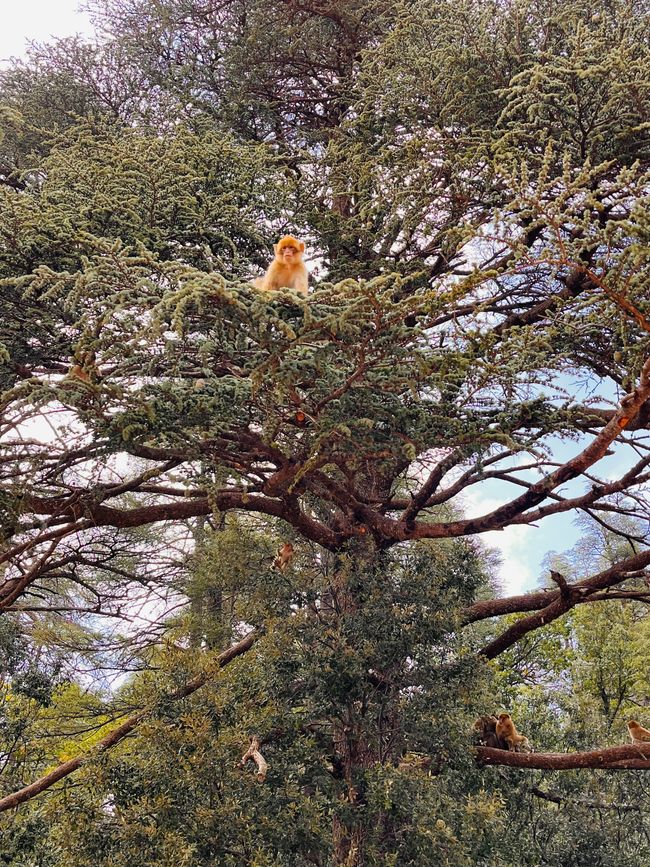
[0,631,258,814]
[476,743,650,770]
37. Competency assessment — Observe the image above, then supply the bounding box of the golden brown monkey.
[627,720,650,743]
[273,542,294,572]
[496,713,530,752]
[66,350,99,384]
[68,363,91,383]
[473,715,508,750]
[254,235,308,295]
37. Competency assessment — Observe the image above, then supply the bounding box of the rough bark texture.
[476,743,650,770]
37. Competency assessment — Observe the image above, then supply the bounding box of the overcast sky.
[1,1,94,64]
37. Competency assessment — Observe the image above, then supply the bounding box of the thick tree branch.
[20,490,342,549]
[466,547,650,627]
[504,462,650,527]
[477,550,650,658]
[569,401,650,433]
[400,448,465,526]
[477,743,650,770]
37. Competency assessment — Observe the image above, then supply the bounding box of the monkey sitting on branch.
[254,235,309,296]
[496,713,531,752]
[273,542,294,572]
[627,720,650,744]
[473,715,508,750]
[474,713,532,752]
[66,350,99,385]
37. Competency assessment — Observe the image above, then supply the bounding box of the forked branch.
[476,548,650,658]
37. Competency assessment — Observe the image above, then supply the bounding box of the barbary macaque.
[254,235,308,295]
[68,362,91,383]
[627,720,650,743]
[273,542,294,572]
[473,715,508,750]
[496,713,530,752]
[66,350,99,384]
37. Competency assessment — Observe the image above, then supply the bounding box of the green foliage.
[0,121,296,278]
[3,528,499,867]
[2,0,650,863]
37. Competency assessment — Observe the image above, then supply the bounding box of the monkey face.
[276,235,305,263]
[282,246,298,262]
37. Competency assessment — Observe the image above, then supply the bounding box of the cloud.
[1,1,93,64]
[460,484,577,596]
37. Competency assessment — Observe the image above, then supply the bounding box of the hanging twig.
[240,736,268,782]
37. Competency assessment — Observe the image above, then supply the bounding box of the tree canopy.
[1,0,650,864]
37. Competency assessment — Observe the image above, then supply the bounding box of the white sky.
[1,1,94,64]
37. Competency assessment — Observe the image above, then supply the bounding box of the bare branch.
[530,786,643,811]
[477,743,650,770]
[465,547,650,627]
[240,736,268,782]
[21,490,342,549]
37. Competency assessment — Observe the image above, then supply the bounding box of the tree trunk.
[324,548,401,866]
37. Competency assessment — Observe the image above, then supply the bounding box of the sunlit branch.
[0,630,258,814]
